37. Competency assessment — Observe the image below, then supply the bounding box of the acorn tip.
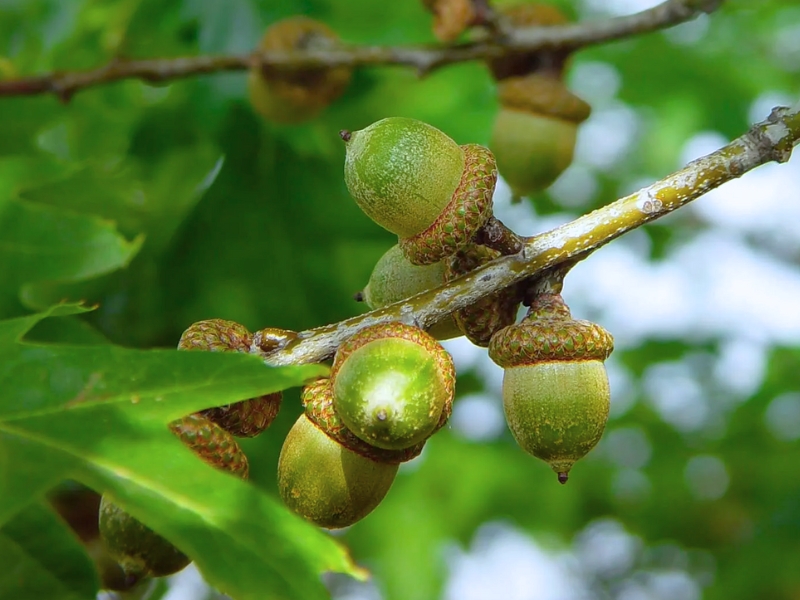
[339,129,352,142]
[557,472,569,485]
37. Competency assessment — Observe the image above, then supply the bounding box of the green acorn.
[178,319,283,437]
[331,323,456,450]
[361,244,462,340]
[247,17,352,124]
[342,117,497,265]
[99,414,249,579]
[490,74,591,200]
[488,293,613,483]
[443,244,521,346]
[278,378,402,529]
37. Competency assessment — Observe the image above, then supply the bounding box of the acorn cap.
[168,414,250,479]
[178,319,251,353]
[498,74,591,124]
[444,244,521,347]
[248,17,352,124]
[489,293,614,368]
[178,322,289,437]
[200,393,282,438]
[399,143,497,265]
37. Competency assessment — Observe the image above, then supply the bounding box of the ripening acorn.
[178,319,283,437]
[490,74,591,200]
[488,293,613,483]
[342,117,497,265]
[361,244,462,340]
[278,379,399,529]
[247,17,352,124]
[331,322,456,451]
[99,415,249,579]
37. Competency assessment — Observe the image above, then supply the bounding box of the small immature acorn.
[488,293,613,483]
[342,117,497,265]
[177,319,283,437]
[277,378,401,529]
[99,414,249,579]
[361,244,462,340]
[331,322,456,450]
[490,74,591,200]
[444,244,521,346]
[247,17,352,124]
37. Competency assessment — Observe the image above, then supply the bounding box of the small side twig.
[475,216,526,255]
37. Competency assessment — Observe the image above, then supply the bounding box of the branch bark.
[0,0,722,101]
[257,103,800,367]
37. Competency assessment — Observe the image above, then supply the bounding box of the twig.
[0,0,722,100]
[475,216,526,255]
[256,103,800,366]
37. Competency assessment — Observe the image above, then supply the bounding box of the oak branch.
[0,0,722,101]
[258,103,800,367]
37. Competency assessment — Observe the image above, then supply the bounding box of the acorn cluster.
[98,7,611,582]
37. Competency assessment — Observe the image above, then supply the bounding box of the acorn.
[278,414,398,530]
[360,244,462,340]
[247,17,352,124]
[177,319,283,437]
[490,74,591,200]
[342,117,497,265]
[488,293,613,483]
[422,0,477,42]
[331,323,456,450]
[443,244,521,346]
[99,414,249,579]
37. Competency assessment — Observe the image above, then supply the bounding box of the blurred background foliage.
[2,0,800,599]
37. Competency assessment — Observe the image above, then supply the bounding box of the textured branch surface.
[0,0,721,100]
[258,103,800,366]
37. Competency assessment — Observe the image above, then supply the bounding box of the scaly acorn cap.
[343,117,496,265]
[399,143,498,266]
[177,320,283,437]
[99,414,248,580]
[443,244,521,347]
[488,293,613,484]
[361,244,462,340]
[498,74,591,123]
[303,378,426,464]
[422,0,477,42]
[491,75,591,199]
[331,322,456,450]
[278,413,398,529]
[489,4,570,81]
[247,17,352,124]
